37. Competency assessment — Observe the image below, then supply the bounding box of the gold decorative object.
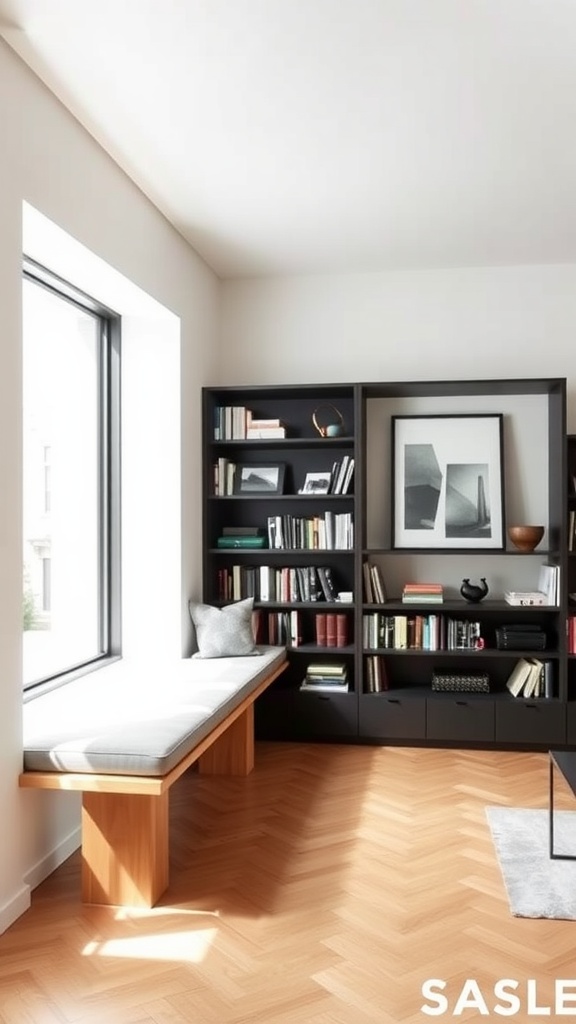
[312,403,345,438]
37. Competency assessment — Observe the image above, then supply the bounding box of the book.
[317,566,337,601]
[537,563,559,606]
[522,658,543,698]
[543,661,554,699]
[315,613,327,647]
[246,426,286,438]
[370,564,387,604]
[505,658,533,696]
[363,562,374,603]
[222,526,264,536]
[300,680,349,692]
[325,612,337,647]
[336,613,349,647]
[305,661,348,677]
[216,536,267,548]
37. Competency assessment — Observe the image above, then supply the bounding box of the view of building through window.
[22,273,104,688]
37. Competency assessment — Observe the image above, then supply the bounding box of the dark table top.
[550,750,576,796]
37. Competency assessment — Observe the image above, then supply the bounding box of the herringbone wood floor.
[1,743,575,1023]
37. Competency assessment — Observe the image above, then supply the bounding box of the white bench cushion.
[22,646,285,776]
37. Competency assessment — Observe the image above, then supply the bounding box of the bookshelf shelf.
[203,378,569,751]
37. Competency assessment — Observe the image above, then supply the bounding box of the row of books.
[362,562,387,603]
[254,609,302,646]
[300,661,349,693]
[364,655,389,693]
[314,612,349,647]
[326,456,354,496]
[267,512,353,550]
[362,613,483,651]
[252,609,350,647]
[214,406,286,440]
[505,657,554,698]
[216,564,340,603]
[213,458,239,495]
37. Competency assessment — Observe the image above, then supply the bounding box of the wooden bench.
[19,648,287,908]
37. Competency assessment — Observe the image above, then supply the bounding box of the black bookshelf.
[202,379,569,750]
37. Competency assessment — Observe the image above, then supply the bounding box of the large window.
[22,259,121,691]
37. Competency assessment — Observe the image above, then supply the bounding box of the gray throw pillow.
[188,597,259,658]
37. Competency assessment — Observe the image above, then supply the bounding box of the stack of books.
[300,661,349,693]
[504,590,547,606]
[505,657,553,698]
[401,583,444,604]
[246,413,286,439]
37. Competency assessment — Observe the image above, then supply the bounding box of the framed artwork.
[299,471,332,495]
[233,462,286,495]
[391,414,504,550]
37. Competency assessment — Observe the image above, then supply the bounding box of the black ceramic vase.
[460,577,489,603]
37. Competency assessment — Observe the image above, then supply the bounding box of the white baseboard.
[23,825,81,892]
[0,884,31,935]
[0,826,81,935]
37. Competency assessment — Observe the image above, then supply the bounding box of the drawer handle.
[456,701,468,707]
[387,698,400,704]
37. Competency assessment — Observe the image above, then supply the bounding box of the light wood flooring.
[1,743,576,1024]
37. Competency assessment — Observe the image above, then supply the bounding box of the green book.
[216,536,267,549]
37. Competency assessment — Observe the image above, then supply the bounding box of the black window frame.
[22,256,122,696]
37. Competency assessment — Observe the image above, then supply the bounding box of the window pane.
[22,278,102,687]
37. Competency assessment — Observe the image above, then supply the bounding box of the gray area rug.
[486,806,576,919]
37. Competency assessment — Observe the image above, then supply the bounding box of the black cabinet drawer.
[495,700,566,746]
[292,691,358,738]
[359,694,426,740]
[426,697,495,742]
[255,689,358,740]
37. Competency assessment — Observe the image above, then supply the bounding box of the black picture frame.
[234,462,286,495]
[391,413,505,550]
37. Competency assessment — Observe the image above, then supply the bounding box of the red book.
[315,613,327,647]
[336,613,349,647]
[326,613,337,648]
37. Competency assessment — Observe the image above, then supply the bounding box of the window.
[22,258,121,691]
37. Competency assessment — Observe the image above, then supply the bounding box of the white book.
[537,564,559,606]
[505,658,533,697]
[259,565,271,602]
[523,658,543,698]
[246,427,286,438]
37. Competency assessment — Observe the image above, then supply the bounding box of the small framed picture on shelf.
[233,462,286,495]
[299,471,332,495]
[391,413,505,550]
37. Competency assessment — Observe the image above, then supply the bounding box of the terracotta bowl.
[507,524,545,552]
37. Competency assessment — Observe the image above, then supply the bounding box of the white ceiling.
[1,0,576,279]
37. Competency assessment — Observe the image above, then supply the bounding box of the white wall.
[220,265,576,429]
[0,40,219,932]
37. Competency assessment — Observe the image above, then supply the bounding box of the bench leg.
[81,791,169,907]
[198,704,254,776]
